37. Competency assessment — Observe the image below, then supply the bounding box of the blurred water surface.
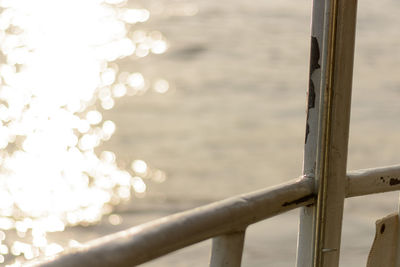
[106,1,400,265]
[0,0,400,266]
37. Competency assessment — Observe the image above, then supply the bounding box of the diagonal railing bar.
[27,178,315,267]
[25,165,400,267]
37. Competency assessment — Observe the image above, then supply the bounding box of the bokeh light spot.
[131,160,147,174]
[153,79,169,94]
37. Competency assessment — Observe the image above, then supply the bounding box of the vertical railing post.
[396,196,400,264]
[312,0,358,266]
[296,0,326,265]
[209,231,246,267]
[297,0,358,266]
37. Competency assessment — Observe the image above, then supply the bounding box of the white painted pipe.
[26,178,314,267]
[311,0,358,265]
[210,231,246,267]
[346,165,400,197]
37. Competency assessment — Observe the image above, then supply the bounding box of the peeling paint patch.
[308,80,316,110]
[304,36,320,145]
[282,194,315,207]
[307,36,319,111]
[310,37,320,74]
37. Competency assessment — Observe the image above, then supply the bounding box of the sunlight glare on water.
[0,0,170,265]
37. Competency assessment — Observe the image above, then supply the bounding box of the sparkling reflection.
[108,214,123,226]
[0,0,171,265]
[153,79,170,94]
[131,159,148,174]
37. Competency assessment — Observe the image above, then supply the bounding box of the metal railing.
[26,0,399,266]
[26,166,400,267]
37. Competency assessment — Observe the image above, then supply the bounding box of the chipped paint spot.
[380,223,385,234]
[282,194,315,207]
[305,123,310,143]
[389,178,400,186]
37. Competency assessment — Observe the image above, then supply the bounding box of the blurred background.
[0,0,399,266]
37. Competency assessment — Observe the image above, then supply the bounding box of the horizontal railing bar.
[346,164,400,198]
[28,178,315,267]
[26,164,400,267]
